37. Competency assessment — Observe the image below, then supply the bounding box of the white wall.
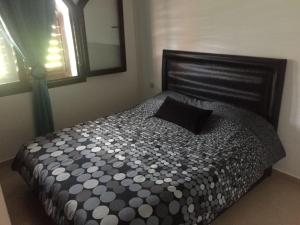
[134,0,300,178]
[0,0,140,162]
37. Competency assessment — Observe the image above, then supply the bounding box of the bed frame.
[162,49,286,182]
[162,50,287,130]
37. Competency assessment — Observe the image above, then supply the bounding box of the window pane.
[46,0,78,80]
[45,19,67,71]
[0,24,19,85]
[84,0,122,71]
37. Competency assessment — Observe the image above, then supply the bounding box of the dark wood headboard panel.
[162,50,287,129]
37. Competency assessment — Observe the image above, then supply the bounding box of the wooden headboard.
[162,50,287,129]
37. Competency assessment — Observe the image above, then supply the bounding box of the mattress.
[12,91,285,225]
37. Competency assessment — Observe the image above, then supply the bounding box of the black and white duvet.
[12,91,285,225]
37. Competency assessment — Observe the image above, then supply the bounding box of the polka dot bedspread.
[12,91,285,225]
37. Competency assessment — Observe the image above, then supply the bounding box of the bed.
[12,50,287,225]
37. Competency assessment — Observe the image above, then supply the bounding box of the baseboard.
[273,169,300,183]
[0,159,13,168]
[0,156,15,165]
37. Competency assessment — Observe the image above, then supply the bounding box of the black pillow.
[154,97,212,134]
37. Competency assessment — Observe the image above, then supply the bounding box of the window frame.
[75,0,127,77]
[47,1,87,88]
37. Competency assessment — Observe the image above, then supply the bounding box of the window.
[0,0,79,96]
[46,0,78,80]
[81,0,126,76]
[0,24,19,85]
[0,0,127,97]
[45,14,71,79]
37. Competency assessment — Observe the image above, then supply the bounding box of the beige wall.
[134,0,300,178]
[0,0,140,162]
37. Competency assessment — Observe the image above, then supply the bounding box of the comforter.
[12,91,285,225]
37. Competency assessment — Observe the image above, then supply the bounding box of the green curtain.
[0,0,55,136]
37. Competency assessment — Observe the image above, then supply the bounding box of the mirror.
[82,0,126,76]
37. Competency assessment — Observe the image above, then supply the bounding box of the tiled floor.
[0,161,299,225]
